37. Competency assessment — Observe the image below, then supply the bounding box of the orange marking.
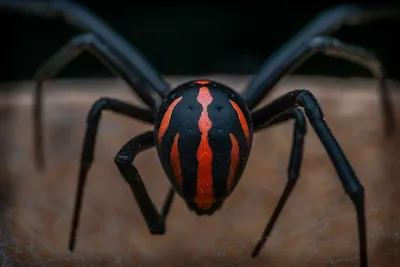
[157,96,182,144]
[170,133,183,186]
[195,80,210,85]
[229,100,250,145]
[227,134,239,190]
[194,86,215,209]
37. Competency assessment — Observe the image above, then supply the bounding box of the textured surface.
[1,75,400,267]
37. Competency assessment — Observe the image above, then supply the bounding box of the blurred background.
[1,0,399,83]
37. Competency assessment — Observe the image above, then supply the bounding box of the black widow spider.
[2,1,399,266]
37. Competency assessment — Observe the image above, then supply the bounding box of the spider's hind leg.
[243,4,400,110]
[32,33,157,171]
[243,35,395,138]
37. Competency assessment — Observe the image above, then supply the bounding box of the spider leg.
[250,90,367,267]
[114,132,175,234]
[32,33,157,170]
[251,108,307,257]
[244,36,395,137]
[68,100,167,252]
[312,37,394,136]
[243,4,400,109]
[0,0,169,98]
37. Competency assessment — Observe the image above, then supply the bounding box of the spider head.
[154,80,254,215]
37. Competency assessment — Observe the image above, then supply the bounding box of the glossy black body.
[154,81,254,214]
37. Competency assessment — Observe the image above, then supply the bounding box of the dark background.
[0,0,399,84]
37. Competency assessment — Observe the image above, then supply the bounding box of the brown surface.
[1,75,400,267]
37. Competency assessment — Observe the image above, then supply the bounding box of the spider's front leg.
[114,132,175,234]
[250,91,367,267]
[251,108,307,257]
[68,99,173,251]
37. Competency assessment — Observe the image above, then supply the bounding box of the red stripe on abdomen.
[194,80,210,85]
[229,100,250,145]
[157,97,182,144]
[170,133,183,187]
[195,86,215,208]
[227,133,239,190]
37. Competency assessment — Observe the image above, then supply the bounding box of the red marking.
[157,96,182,144]
[229,100,251,145]
[227,133,239,190]
[194,80,210,85]
[194,86,215,209]
[170,133,183,186]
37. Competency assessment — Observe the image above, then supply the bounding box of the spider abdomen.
[154,80,254,214]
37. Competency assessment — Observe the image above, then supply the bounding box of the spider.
[2,1,399,266]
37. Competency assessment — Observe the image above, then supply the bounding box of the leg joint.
[114,155,131,167]
[297,90,324,120]
[291,108,307,134]
[69,33,98,47]
[87,97,113,123]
